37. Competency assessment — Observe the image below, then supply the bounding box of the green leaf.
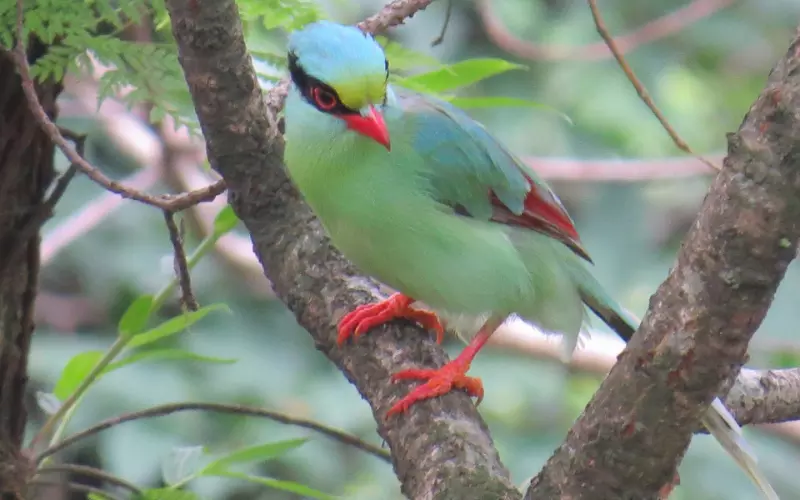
[54,351,104,400]
[770,350,800,369]
[401,58,526,93]
[255,70,285,83]
[238,0,319,31]
[198,438,308,476]
[446,96,574,125]
[249,48,288,68]
[213,205,240,237]
[128,303,230,348]
[87,493,114,500]
[209,471,335,500]
[137,488,200,500]
[119,295,155,338]
[105,349,237,373]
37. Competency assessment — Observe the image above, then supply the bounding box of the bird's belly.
[327,212,532,317]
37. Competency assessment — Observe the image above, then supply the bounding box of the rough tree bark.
[0,41,60,498]
[526,28,800,500]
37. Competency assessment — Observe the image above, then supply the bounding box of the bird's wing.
[394,88,591,262]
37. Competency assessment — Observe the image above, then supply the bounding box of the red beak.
[342,105,391,151]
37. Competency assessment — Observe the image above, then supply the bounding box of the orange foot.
[385,359,484,419]
[337,293,444,346]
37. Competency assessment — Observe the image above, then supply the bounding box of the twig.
[586,0,719,171]
[163,210,199,311]
[477,0,734,62]
[358,0,436,34]
[431,0,453,46]
[27,479,123,500]
[158,145,272,295]
[35,464,142,494]
[36,402,390,464]
[12,0,227,212]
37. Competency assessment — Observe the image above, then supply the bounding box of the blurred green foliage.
[14,0,800,498]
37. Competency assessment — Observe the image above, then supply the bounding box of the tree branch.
[163,210,199,311]
[164,0,520,498]
[492,322,800,431]
[36,401,390,464]
[525,27,800,499]
[725,368,800,427]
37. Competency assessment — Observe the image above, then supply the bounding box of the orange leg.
[385,317,503,419]
[337,293,445,346]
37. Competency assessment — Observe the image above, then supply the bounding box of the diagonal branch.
[586,0,719,171]
[36,401,390,464]
[163,211,199,311]
[525,27,800,500]
[164,0,520,498]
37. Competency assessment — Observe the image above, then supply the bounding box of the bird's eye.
[312,86,338,111]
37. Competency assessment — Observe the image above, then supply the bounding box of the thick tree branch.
[526,28,800,500]
[493,323,800,430]
[725,368,800,427]
[0,38,58,498]
[164,0,520,498]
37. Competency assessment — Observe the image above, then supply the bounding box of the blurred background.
[24,0,800,498]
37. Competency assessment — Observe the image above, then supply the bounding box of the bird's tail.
[579,281,778,500]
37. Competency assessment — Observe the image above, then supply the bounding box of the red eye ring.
[312,87,338,111]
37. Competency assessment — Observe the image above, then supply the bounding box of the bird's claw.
[385,360,483,419]
[337,293,444,345]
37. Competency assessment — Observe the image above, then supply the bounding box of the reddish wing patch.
[489,172,592,262]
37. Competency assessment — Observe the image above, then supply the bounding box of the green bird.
[283,21,777,499]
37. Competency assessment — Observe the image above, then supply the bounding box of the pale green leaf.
[249,48,287,68]
[199,438,308,476]
[213,205,240,236]
[119,295,155,338]
[138,487,200,500]
[401,58,526,93]
[53,351,104,400]
[87,493,114,500]
[128,304,230,348]
[105,349,237,373]
[446,96,573,125]
[210,471,335,500]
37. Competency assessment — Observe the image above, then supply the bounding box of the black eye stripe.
[288,51,358,115]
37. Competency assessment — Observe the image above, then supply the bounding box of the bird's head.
[288,21,391,150]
